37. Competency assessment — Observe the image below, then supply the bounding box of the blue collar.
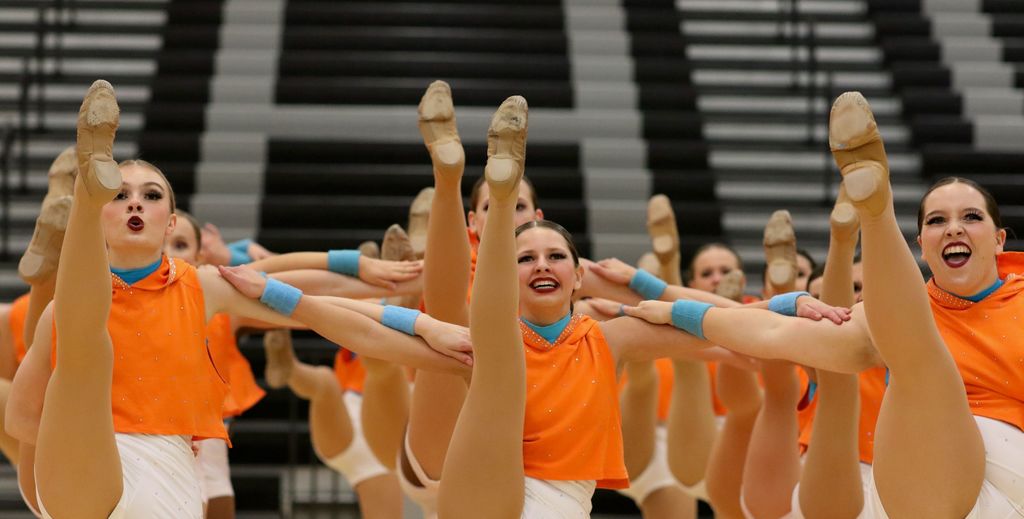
[111,257,163,285]
[521,313,572,344]
[951,277,1005,303]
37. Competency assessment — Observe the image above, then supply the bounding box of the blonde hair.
[117,159,176,212]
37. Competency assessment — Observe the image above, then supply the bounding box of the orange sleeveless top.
[207,313,265,418]
[334,348,366,394]
[797,367,886,463]
[8,292,29,366]
[926,251,1024,432]
[522,314,629,489]
[51,257,228,441]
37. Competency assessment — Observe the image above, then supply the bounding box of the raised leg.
[264,330,355,459]
[798,190,864,519]
[830,92,984,518]
[34,79,124,518]
[437,96,528,519]
[639,486,697,519]
[353,473,404,519]
[361,226,413,469]
[407,81,470,481]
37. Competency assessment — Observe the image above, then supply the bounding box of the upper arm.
[600,317,711,366]
[197,265,304,328]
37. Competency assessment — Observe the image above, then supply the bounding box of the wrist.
[768,291,810,316]
[327,249,361,277]
[629,270,668,300]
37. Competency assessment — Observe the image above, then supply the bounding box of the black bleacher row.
[868,0,1024,249]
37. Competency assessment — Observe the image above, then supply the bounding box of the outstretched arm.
[600,316,758,370]
[271,269,422,299]
[624,301,880,374]
[214,265,472,375]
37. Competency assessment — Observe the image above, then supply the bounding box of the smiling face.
[688,246,742,293]
[516,227,583,324]
[468,182,543,240]
[917,182,1005,296]
[101,164,176,262]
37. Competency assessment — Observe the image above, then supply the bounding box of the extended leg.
[830,92,983,518]
[438,96,529,519]
[407,81,470,481]
[35,80,124,518]
[799,191,863,519]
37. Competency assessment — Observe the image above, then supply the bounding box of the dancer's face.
[165,215,201,265]
[806,262,863,302]
[468,182,543,240]
[688,247,741,293]
[516,227,583,322]
[796,254,813,290]
[102,164,176,257]
[917,182,1005,296]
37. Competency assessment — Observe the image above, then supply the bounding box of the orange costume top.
[51,257,228,441]
[522,314,629,489]
[926,251,1024,433]
[8,293,29,366]
[797,367,887,463]
[334,348,366,394]
[207,313,265,418]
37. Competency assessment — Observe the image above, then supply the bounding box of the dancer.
[626,92,1024,518]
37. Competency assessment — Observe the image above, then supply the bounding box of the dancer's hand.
[621,300,673,325]
[247,241,276,261]
[576,297,622,321]
[589,258,638,286]
[217,265,267,298]
[359,257,424,290]
[201,223,233,266]
[415,315,474,366]
[795,295,851,325]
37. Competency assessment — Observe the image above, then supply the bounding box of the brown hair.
[117,159,176,212]
[684,242,742,285]
[917,177,1001,233]
[514,220,579,266]
[469,175,538,212]
[173,209,202,249]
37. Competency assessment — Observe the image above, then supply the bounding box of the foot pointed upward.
[715,270,745,303]
[76,80,122,201]
[637,252,661,276]
[483,95,528,201]
[763,210,798,292]
[829,92,891,217]
[407,187,434,260]
[646,194,681,282]
[418,81,465,178]
[263,329,295,390]
[358,240,380,260]
[47,146,78,199]
[830,185,861,243]
[18,194,73,283]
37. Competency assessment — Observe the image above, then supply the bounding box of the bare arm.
[271,269,422,299]
[600,316,754,369]
[198,265,306,327]
[625,300,880,373]
[290,296,470,376]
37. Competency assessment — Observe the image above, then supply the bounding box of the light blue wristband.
[381,305,421,336]
[228,239,253,266]
[260,278,302,316]
[670,300,714,340]
[629,270,668,300]
[768,291,810,316]
[327,249,361,277]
